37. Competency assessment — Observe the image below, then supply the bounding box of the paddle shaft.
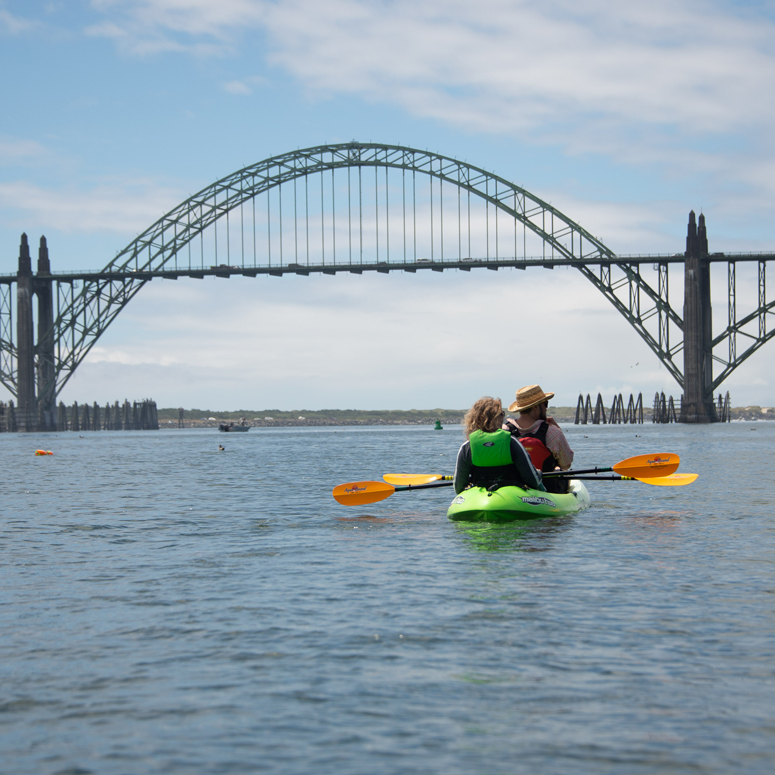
[397,475,688,489]
[396,476,644,487]
[544,466,614,478]
[394,480,454,492]
[569,475,631,481]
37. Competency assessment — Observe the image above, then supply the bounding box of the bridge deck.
[3,252,773,284]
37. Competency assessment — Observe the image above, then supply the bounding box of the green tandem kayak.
[447,480,591,523]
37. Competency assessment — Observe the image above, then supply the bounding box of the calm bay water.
[2,422,774,774]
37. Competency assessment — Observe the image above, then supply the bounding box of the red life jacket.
[505,419,554,472]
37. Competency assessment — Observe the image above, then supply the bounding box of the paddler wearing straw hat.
[503,385,574,494]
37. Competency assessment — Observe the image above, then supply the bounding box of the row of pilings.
[575,391,731,424]
[575,393,644,424]
[652,391,731,423]
[0,399,158,432]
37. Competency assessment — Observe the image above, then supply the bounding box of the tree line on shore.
[157,405,774,426]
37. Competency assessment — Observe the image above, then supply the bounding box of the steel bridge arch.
[47,141,683,398]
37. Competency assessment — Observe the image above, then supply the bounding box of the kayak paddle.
[544,452,680,479]
[333,470,698,506]
[383,453,681,487]
[333,479,454,506]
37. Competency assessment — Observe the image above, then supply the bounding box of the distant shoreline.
[158,405,774,428]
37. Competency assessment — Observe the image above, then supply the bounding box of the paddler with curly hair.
[453,396,546,495]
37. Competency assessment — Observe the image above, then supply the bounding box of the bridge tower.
[14,233,56,432]
[36,236,56,430]
[16,234,36,431]
[679,211,717,422]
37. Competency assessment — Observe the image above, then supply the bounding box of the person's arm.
[509,436,546,491]
[453,442,472,494]
[545,425,574,470]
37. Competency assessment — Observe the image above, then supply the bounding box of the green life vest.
[469,429,513,466]
[468,429,522,489]
[468,430,543,491]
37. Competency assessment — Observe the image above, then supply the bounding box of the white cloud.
[86,0,265,55]
[0,136,50,165]
[223,79,252,95]
[534,193,686,255]
[258,0,775,173]
[0,178,183,234]
[88,1,774,133]
[0,7,35,34]
[79,0,775,210]
[222,75,266,95]
[84,1,775,136]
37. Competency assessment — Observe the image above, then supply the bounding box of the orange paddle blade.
[333,480,396,506]
[612,452,680,479]
[637,473,697,486]
[383,474,451,485]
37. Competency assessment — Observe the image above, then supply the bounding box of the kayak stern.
[447,480,590,522]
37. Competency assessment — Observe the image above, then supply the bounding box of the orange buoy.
[34,450,53,456]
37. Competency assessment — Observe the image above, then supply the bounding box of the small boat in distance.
[219,418,250,432]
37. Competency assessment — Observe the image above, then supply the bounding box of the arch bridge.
[1,142,773,429]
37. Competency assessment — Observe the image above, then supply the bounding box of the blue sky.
[2,0,775,410]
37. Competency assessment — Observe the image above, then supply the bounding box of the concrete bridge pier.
[14,233,57,432]
[679,211,718,423]
[15,234,37,431]
[35,236,56,430]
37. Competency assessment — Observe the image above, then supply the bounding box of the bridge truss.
[1,142,774,415]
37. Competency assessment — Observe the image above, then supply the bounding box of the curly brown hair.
[463,396,504,437]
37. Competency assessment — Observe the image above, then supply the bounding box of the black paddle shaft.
[544,466,613,478]
[395,480,455,492]
[565,475,625,481]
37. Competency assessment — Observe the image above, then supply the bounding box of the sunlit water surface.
[2,422,774,774]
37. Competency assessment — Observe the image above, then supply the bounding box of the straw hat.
[508,384,555,413]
